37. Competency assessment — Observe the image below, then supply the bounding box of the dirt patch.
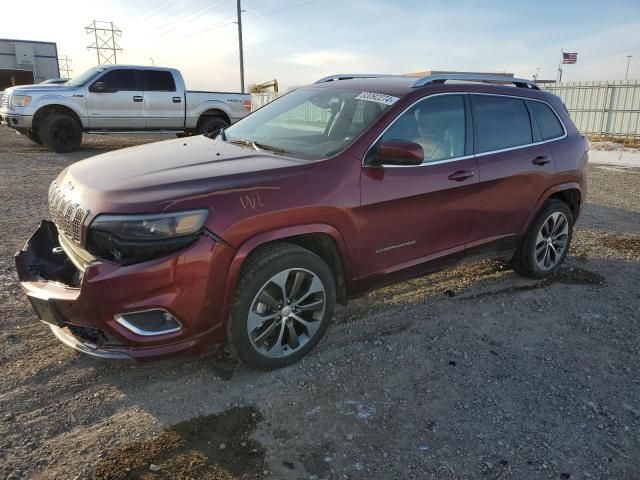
[95,407,265,480]
[601,234,640,255]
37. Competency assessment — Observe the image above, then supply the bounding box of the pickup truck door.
[85,68,145,129]
[358,94,479,284]
[139,70,184,129]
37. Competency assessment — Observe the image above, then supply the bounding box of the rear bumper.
[15,220,236,360]
[1,111,33,129]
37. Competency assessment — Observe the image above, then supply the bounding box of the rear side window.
[382,94,466,162]
[141,70,176,92]
[471,95,532,153]
[97,69,138,91]
[527,100,564,140]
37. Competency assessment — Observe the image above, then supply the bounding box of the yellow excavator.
[249,79,279,94]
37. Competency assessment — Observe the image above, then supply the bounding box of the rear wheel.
[227,243,336,369]
[197,116,228,137]
[511,199,573,279]
[40,113,82,153]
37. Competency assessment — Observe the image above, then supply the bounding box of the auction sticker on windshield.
[355,92,400,106]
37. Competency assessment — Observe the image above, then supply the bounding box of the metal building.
[0,38,60,90]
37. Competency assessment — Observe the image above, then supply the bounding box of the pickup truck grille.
[1,92,9,109]
[48,181,89,244]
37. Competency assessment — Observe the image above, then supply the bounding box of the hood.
[7,84,76,94]
[60,135,311,211]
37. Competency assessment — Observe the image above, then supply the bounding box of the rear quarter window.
[526,100,564,140]
[471,95,532,153]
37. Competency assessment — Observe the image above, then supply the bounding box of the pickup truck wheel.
[511,199,573,279]
[41,113,82,153]
[197,116,228,137]
[228,243,336,370]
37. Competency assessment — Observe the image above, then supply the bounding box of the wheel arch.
[222,225,352,320]
[196,108,231,129]
[527,182,582,231]
[33,104,84,132]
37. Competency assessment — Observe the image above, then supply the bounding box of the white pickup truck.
[0,65,252,152]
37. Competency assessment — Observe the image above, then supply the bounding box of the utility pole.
[625,55,633,80]
[86,20,123,65]
[534,67,540,81]
[236,0,245,93]
[58,55,73,79]
[149,57,155,66]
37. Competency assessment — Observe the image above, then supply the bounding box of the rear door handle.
[133,95,143,102]
[448,170,475,181]
[532,155,551,166]
[172,96,182,103]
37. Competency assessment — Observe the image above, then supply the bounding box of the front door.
[139,70,184,129]
[358,94,479,284]
[85,68,145,129]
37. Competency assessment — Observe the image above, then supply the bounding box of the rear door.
[85,68,144,129]
[359,93,479,282]
[467,94,558,249]
[140,70,184,129]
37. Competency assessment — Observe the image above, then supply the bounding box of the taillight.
[243,98,252,112]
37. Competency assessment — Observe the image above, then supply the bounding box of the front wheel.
[227,243,336,369]
[511,199,574,279]
[40,113,83,153]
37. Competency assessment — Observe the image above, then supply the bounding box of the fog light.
[114,309,181,336]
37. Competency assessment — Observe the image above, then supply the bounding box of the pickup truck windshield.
[66,66,105,87]
[224,87,395,159]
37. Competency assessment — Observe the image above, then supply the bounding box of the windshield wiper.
[251,141,288,156]
[228,138,258,150]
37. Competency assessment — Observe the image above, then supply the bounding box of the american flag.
[562,52,578,64]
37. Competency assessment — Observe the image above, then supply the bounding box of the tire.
[227,242,336,370]
[197,116,228,137]
[40,113,83,153]
[511,199,573,279]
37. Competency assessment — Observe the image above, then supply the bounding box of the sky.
[4,0,640,91]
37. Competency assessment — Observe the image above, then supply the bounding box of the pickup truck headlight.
[10,95,32,108]
[87,209,209,265]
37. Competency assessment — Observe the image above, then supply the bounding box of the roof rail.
[412,74,539,90]
[314,73,398,84]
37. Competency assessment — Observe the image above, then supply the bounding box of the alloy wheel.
[247,268,326,358]
[535,212,569,270]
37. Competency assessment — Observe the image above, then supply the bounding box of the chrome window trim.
[114,309,182,336]
[362,92,567,169]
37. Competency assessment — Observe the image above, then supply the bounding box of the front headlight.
[10,95,32,108]
[87,209,209,264]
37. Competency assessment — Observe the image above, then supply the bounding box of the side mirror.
[372,139,424,166]
[90,81,107,93]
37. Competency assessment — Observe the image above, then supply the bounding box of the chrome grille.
[48,181,88,243]
[1,92,9,109]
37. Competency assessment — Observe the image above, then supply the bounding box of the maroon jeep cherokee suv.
[15,74,588,369]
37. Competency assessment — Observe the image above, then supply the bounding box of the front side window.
[526,100,564,141]
[142,70,176,92]
[96,69,138,92]
[224,87,394,159]
[471,95,532,153]
[380,94,466,162]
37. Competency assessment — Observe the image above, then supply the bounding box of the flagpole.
[557,49,563,83]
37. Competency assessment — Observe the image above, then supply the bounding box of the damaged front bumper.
[15,220,234,360]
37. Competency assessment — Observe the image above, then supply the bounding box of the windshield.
[224,87,396,159]
[66,66,104,87]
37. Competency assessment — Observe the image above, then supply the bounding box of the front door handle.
[532,155,551,166]
[133,95,143,102]
[448,170,475,181]
[172,96,182,103]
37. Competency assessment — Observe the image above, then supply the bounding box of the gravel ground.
[0,129,639,480]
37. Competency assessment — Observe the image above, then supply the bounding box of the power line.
[153,0,231,39]
[86,20,123,65]
[58,55,73,79]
